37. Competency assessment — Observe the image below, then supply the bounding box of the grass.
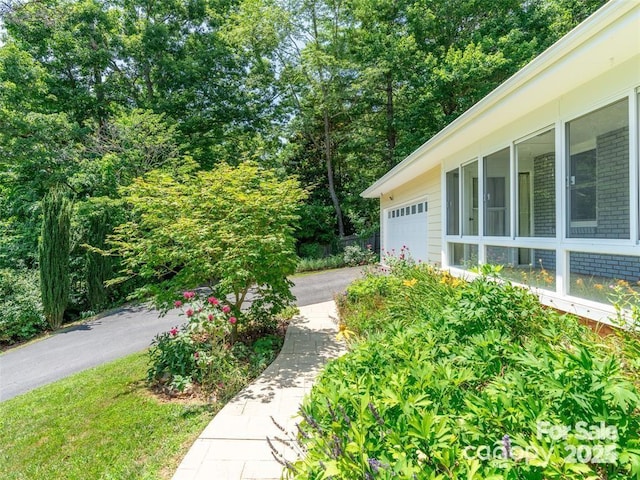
[0,351,217,480]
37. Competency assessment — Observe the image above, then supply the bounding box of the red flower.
[174,300,183,308]
[207,297,219,305]
[222,305,231,314]
[183,291,196,300]
[170,327,178,336]
[208,314,214,321]
[229,316,237,325]
[185,308,194,317]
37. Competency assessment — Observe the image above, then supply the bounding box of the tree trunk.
[323,105,345,238]
[385,71,396,169]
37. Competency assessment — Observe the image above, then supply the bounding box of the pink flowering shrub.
[147,291,239,393]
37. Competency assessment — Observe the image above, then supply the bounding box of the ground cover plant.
[0,352,214,480]
[289,263,640,479]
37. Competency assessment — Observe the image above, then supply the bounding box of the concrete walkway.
[172,300,346,480]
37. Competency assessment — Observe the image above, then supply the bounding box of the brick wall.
[570,252,640,282]
[533,249,556,272]
[532,153,556,237]
[569,126,629,239]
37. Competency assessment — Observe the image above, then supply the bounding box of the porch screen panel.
[516,129,555,237]
[484,148,510,236]
[462,161,479,236]
[450,243,478,267]
[446,169,460,235]
[567,99,629,239]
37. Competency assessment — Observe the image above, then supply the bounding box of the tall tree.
[39,188,72,329]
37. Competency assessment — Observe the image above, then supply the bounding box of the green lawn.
[0,352,216,480]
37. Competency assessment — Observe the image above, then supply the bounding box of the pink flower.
[185,308,194,317]
[170,327,178,336]
[229,316,237,325]
[174,300,183,308]
[208,314,214,321]
[207,297,219,305]
[183,291,196,300]
[222,305,231,314]
[194,352,200,360]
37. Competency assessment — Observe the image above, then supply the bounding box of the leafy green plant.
[109,161,307,321]
[290,265,640,479]
[147,291,237,393]
[343,244,377,267]
[39,187,72,329]
[148,290,286,396]
[0,268,46,344]
[296,254,346,273]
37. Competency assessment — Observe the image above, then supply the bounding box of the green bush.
[290,266,640,479]
[296,255,346,273]
[298,243,326,259]
[343,244,377,267]
[0,268,47,344]
[148,291,284,397]
[147,291,238,393]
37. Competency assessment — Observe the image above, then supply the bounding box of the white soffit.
[362,0,640,199]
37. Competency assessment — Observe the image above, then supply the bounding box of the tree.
[108,161,308,325]
[39,188,72,329]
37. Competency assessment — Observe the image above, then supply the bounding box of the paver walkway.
[172,300,346,480]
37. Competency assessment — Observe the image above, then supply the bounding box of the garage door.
[384,200,428,262]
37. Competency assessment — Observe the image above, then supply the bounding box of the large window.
[516,129,555,237]
[567,99,630,239]
[484,148,510,236]
[462,161,479,236]
[446,169,459,235]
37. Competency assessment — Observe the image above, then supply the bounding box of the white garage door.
[384,200,428,262]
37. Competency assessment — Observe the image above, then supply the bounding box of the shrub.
[296,255,346,273]
[343,244,377,267]
[290,265,640,479]
[147,290,285,397]
[298,243,326,260]
[147,291,237,393]
[0,268,46,344]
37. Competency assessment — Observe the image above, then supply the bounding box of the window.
[569,150,596,224]
[516,129,555,237]
[484,148,510,236]
[567,98,629,239]
[462,161,478,235]
[446,169,460,235]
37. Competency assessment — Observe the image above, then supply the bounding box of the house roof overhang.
[361,0,640,199]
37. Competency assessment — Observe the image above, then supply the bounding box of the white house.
[362,0,640,323]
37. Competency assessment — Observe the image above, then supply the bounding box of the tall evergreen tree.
[39,188,72,329]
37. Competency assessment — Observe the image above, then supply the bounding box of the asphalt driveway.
[0,266,364,402]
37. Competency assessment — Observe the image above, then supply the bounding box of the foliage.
[296,255,347,273]
[0,268,46,345]
[39,187,72,329]
[0,352,216,479]
[298,242,327,260]
[291,265,640,479]
[147,291,238,393]
[109,161,307,318]
[0,0,609,329]
[148,290,285,397]
[343,244,377,267]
